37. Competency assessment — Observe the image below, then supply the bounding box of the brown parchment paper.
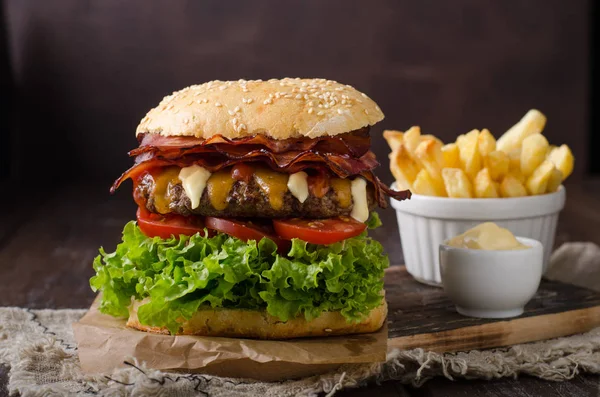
[72,297,387,381]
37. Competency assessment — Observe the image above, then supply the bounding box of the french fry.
[507,148,521,171]
[478,129,496,157]
[457,129,482,179]
[386,110,574,198]
[412,169,446,196]
[415,138,444,181]
[546,167,563,193]
[508,169,526,183]
[442,168,473,198]
[389,145,420,190]
[506,148,525,182]
[500,175,528,197]
[484,150,509,181]
[474,168,499,198]
[525,160,555,195]
[547,144,574,180]
[422,134,444,147]
[497,109,547,152]
[383,130,404,152]
[521,134,549,176]
[403,126,422,161]
[442,143,460,168]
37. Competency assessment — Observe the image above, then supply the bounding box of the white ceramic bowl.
[439,237,543,318]
[390,184,566,286]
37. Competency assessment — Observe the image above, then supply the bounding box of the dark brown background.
[0,0,592,268]
[1,0,591,182]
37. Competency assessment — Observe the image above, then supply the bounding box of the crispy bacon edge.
[130,128,371,158]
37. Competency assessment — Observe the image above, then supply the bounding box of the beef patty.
[136,173,376,218]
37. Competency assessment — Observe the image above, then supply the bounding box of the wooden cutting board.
[385,266,600,352]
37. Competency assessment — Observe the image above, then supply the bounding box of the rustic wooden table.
[1,181,599,397]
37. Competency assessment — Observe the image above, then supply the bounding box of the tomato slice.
[273,217,366,245]
[136,208,208,239]
[205,217,291,253]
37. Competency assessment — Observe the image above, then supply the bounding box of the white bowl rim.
[391,183,566,219]
[439,236,543,254]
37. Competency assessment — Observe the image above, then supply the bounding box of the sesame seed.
[304,94,310,100]
[232,117,238,125]
[324,328,332,332]
[375,105,381,111]
[183,118,190,124]
[364,109,369,114]
[238,123,247,131]
[341,100,347,105]
[166,104,174,110]
[228,109,235,116]
[247,98,254,104]
[317,111,324,116]
[215,102,222,107]
[295,94,303,99]
[308,107,314,114]
[263,98,273,105]
[361,93,368,98]
[219,85,227,91]
[242,87,249,92]
[337,109,343,114]
[234,106,240,113]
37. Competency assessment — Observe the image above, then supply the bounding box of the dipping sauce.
[446,222,529,250]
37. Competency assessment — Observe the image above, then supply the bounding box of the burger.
[91,78,410,339]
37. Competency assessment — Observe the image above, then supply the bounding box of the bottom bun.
[127,298,387,339]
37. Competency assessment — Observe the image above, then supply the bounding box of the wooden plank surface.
[385,267,600,352]
[0,183,599,396]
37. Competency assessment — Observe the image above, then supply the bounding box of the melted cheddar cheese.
[207,170,236,211]
[149,166,364,213]
[253,167,289,211]
[152,167,181,214]
[330,178,352,208]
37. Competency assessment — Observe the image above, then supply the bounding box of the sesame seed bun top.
[136,78,384,140]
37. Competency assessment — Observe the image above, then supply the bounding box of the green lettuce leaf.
[90,213,388,334]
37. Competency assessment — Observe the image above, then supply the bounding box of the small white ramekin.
[390,184,566,286]
[439,237,543,318]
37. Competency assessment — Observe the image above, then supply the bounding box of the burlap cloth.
[2,242,600,396]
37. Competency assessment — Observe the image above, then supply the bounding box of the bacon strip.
[111,150,379,193]
[361,171,412,208]
[130,129,371,158]
[111,129,412,206]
